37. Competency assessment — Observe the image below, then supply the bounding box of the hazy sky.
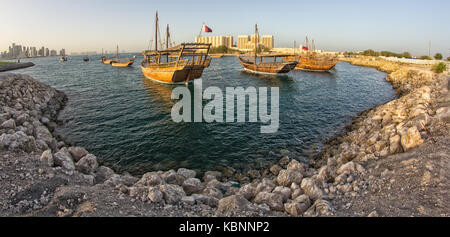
[1,0,449,57]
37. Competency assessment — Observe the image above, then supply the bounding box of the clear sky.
[1,0,449,57]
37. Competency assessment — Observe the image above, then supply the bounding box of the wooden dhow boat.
[111,45,134,67]
[141,12,212,84]
[238,24,297,75]
[283,38,338,72]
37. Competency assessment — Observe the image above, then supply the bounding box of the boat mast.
[155,11,158,52]
[116,45,119,59]
[166,24,169,62]
[254,24,258,64]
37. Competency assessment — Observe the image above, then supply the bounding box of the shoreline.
[0,58,448,216]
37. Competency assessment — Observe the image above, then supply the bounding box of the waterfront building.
[195,35,233,48]
[237,34,274,50]
[261,35,274,49]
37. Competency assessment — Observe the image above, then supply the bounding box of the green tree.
[434,53,443,60]
[401,52,412,58]
[432,62,447,73]
[420,56,432,60]
[447,56,450,61]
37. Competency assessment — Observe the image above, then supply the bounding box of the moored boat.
[140,12,212,84]
[83,56,89,62]
[283,37,339,72]
[238,24,297,75]
[60,56,67,62]
[111,45,134,67]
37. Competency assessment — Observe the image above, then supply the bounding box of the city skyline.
[1,0,449,57]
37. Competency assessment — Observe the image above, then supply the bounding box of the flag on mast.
[202,24,213,33]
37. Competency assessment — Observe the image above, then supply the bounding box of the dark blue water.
[15,55,396,174]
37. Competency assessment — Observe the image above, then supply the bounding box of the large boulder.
[1,119,16,129]
[161,170,179,185]
[137,172,163,186]
[277,169,303,187]
[53,150,75,171]
[400,126,424,151]
[253,191,284,211]
[94,166,115,184]
[202,186,223,199]
[177,168,196,180]
[159,184,186,204]
[75,154,98,174]
[215,195,256,216]
[34,125,53,145]
[238,183,257,200]
[272,186,291,202]
[68,146,89,162]
[182,178,203,195]
[300,178,323,201]
[256,178,276,193]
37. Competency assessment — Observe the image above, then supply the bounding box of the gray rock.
[177,168,196,180]
[182,178,203,195]
[202,186,223,199]
[181,196,196,205]
[53,151,75,171]
[75,154,98,174]
[277,169,303,187]
[191,194,219,207]
[203,171,222,182]
[272,186,291,202]
[137,172,163,186]
[161,170,179,185]
[148,186,163,203]
[215,195,256,216]
[238,183,257,200]
[256,178,276,193]
[1,119,16,129]
[68,146,89,162]
[94,166,115,184]
[254,191,284,211]
[40,149,54,167]
[159,184,186,204]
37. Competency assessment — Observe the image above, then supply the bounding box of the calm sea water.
[15,55,396,174]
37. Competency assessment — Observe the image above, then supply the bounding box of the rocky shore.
[0,58,448,217]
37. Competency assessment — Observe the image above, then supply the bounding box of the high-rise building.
[45,48,50,57]
[194,35,233,48]
[261,35,274,49]
[60,49,66,56]
[237,34,273,50]
[238,35,250,49]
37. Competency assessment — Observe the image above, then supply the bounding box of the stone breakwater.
[0,61,448,217]
[0,62,35,72]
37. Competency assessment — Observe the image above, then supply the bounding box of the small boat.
[60,56,67,62]
[140,12,212,84]
[100,48,107,62]
[111,45,134,67]
[83,56,89,62]
[238,24,297,75]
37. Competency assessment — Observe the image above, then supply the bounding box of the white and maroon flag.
[202,24,213,33]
